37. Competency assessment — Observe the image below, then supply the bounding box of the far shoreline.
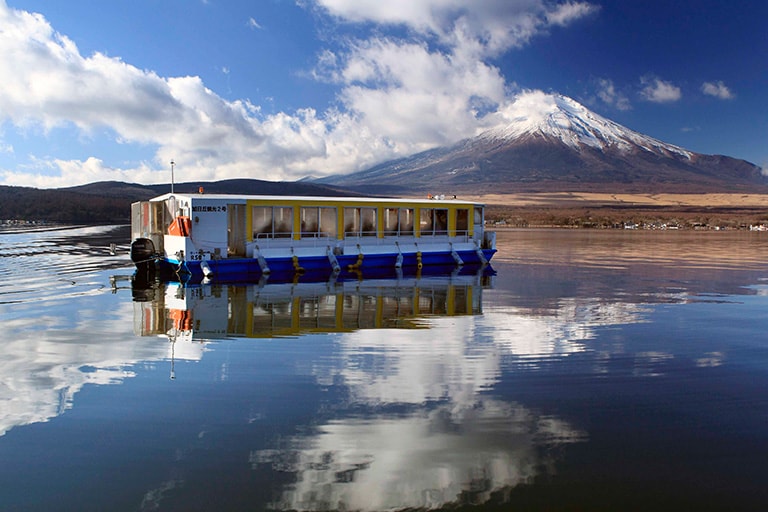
[471,192,768,230]
[2,191,766,231]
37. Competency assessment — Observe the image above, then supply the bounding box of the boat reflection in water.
[134,266,494,342]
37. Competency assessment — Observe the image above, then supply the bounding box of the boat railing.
[254,231,473,248]
[254,231,294,240]
[344,232,472,244]
[417,230,471,241]
[343,230,380,239]
[299,232,335,243]
[254,232,335,248]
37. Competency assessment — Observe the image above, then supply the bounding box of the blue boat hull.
[154,248,496,283]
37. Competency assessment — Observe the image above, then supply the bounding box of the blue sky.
[0,0,765,188]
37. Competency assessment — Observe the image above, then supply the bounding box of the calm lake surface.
[1,225,767,511]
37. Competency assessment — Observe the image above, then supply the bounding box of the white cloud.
[701,80,734,100]
[640,77,682,103]
[546,1,599,26]
[0,2,337,185]
[595,78,631,110]
[0,157,158,189]
[247,17,262,30]
[315,0,598,56]
[330,38,508,147]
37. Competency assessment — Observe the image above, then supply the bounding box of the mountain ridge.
[0,179,355,223]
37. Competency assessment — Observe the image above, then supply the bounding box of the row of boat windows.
[252,206,480,239]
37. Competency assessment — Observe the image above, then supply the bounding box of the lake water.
[1,225,767,511]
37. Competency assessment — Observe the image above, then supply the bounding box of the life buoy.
[168,216,192,237]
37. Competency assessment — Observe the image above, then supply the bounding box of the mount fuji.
[318,92,767,194]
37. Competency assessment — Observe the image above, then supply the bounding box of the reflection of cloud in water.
[488,298,653,351]
[633,351,674,377]
[0,302,204,437]
[315,318,501,405]
[313,298,650,405]
[257,300,654,510]
[696,351,725,368]
[253,399,586,512]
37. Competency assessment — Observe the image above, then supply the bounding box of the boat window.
[435,209,448,235]
[474,207,483,226]
[320,207,337,238]
[361,208,376,236]
[301,207,318,237]
[150,202,165,234]
[274,207,293,238]
[455,208,469,235]
[420,208,447,236]
[384,208,398,236]
[419,208,433,236]
[301,206,337,238]
[384,208,414,236]
[399,208,414,235]
[343,208,356,235]
[344,207,377,237]
[165,197,178,221]
[252,206,293,239]
[252,206,272,237]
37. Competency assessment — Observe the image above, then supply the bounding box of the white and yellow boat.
[130,192,496,282]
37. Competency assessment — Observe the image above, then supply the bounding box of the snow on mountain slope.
[483,91,692,159]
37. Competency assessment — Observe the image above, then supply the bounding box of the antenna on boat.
[170,159,175,194]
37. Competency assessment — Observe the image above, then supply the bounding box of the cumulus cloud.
[595,78,631,110]
[315,0,598,56]
[640,77,682,103]
[0,0,597,188]
[328,38,508,147]
[0,2,336,185]
[701,80,734,100]
[546,1,599,26]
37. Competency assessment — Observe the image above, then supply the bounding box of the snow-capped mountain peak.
[483,91,692,159]
[317,89,766,194]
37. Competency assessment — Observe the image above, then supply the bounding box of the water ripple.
[0,225,132,305]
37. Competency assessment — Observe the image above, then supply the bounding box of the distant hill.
[315,93,768,195]
[0,179,354,223]
[67,178,353,198]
